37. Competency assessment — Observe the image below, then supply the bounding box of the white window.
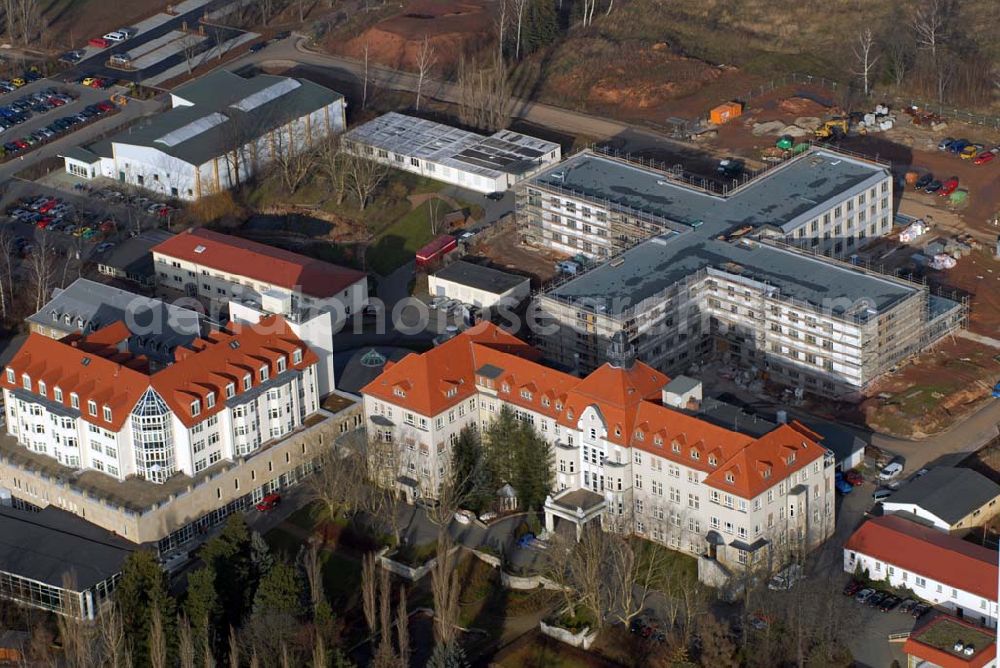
[191,400,201,416]
[293,349,303,364]
[21,374,30,390]
[54,387,63,402]
[4,369,12,383]
[243,374,252,390]
[37,381,46,396]
[87,400,97,416]
[102,406,112,422]
[226,383,235,399]
[70,393,79,409]
[277,356,287,373]
[259,366,269,381]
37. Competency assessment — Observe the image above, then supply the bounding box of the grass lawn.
[494,633,620,668]
[321,551,363,604]
[367,200,437,275]
[285,501,327,532]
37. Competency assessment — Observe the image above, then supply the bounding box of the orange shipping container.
[710,102,743,125]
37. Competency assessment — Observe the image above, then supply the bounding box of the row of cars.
[912,172,961,197]
[0,88,76,132]
[937,137,999,165]
[76,75,116,90]
[88,28,138,50]
[0,68,42,94]
[75,183,176,218]
[1,99,116,159]
[7,194,117,244]
[843,580,932,618]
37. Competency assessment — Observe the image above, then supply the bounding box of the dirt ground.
[331,0,494,72]
[927,249,1000,337]
[858,338,1000,438]
[45,0,165,50]
[466,235,563,290]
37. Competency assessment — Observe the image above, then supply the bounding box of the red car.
[13,139,28,150]
[88,37,110,48]
[255,493,281,511]
[36,218,50,229]
[97,101,114,113]
[38,199,60,214]
[974,151,996,166]
[939,177,959,197]
[844,470,864,486]
[99,220,116,233]
[89,78,104,88]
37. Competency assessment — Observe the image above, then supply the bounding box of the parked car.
[855,588,875,604]
[453,510,473,525]
[844,470,864,486]
[835,476,853,495]
[911,603,931,618]
[914,173,934,190]
[974,150,997,165]
[866,592,887,608]
[249,41,268,53]
[879,461,903,480]
[872,488,894,502]
[255,492,281,511]
[109,53,131,66]
[948,139,970,154]
[960,144,983,160]
[768,564,803,591]
[842,580,863,596]
[937,138,955,151]
[879,595,901,612]
[924,180,943,194]
[88,37,110,48]
[939,177,960,197]
[103,31,127,42]
[898,599,916,614]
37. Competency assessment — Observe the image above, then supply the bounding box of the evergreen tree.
[450,426,493,512]
[427,641,470,668]
[252,562,303,619]
[115,550,177,667]
[483,407,554,512]
[522,0,559,55]
[200,514,256,632]
[250,530,275,577]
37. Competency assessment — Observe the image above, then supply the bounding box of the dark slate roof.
[884,468,1000,524]
[95,229,174,279]
[434,261,529,294]
[806,421,866,464]
[0,506,136,590]
[84,70,342,167]
[476,363,504,379]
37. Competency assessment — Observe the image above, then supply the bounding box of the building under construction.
[524,148,966,398]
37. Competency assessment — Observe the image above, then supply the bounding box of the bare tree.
[362,552,379,638]
[457,51,513,132]
[318,136,349,205]
[57,575,96,668]
[178,615,196,668]
[852,27,880,97]
[28,231,56,311]
[512,0,527,59]
[396,586,410,668]
[341,152,389,210]
[272,127,318,195]
[430,533,460,645]
[885,31,913,88]
[373,568,396,668]
[911,0,952,59]
[494,0,510,59]
[311,634,326,668]
[0,226,15,320]
[362,41,371,110]
[302,541,325,619]
[180,34,201,75]
[149,607,167,668]
[3,0,40,46]
[97,604,132,668]
[414,34,436,111]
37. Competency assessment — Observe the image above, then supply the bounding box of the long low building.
[428,260,531,309]
[844,515,998,628]
[528,149,965,397]
[0,505,135,619]
[62,70,346,201]
[342,112,561,194]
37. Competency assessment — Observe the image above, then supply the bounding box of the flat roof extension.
[434,260,529,294]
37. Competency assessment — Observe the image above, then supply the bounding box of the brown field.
[44,0,166,50]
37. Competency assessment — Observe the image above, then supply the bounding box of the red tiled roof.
[846,515,999,600]
[152,228,365,299]
[361,323,829,499]
[903,616,996,668]
[2,315,317,431]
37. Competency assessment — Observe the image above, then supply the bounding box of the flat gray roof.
[345,112,559,180]
[95,229,174,280]
[0,505,135,589]
[82,70,342,167]
[547,233,920,317]
[27,278,213,365]
[434,260,529,294]
[531,148,888,234]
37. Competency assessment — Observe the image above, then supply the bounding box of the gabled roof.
[845,515,998,600]
[2,315,316,431]
[152,228,366,299]
[362,324,828,499]
[882,467,1000,525]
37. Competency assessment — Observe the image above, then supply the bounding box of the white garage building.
[342,112,561,194]
[428,260,531,308]
[61,70,346,201]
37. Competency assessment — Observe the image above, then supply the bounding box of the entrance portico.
[543,488,607,540]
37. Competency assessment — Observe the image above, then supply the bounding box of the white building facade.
[2,315,319,483]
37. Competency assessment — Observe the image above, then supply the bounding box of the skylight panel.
[230,78,301,112]
[155,112,228,147]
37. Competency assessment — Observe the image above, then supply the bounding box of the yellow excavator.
[815,118,849,140]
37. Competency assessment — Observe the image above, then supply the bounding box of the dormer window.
[226,383,235,399]
[446,388,457,398]
[393,387,406,398]
[708,455,717,467]
[501,383,510,393]
[541,397,550,407]
[293,349,303,364]
[672,442,680,453]
[191,400,201,417]
[567,409,574,420]
[37,381,46,397]
[555,401,562,411]
[520,389,532,400]
[54,387,63,402]
[785,453,796,465]
[5,369,13,383]
[725,472,735,484]
[259,366,269,382]
[277,356,287,373]
[103,406,112,422]
[691,449,700,460]
[653,436,663,446]
[87,400,97,417]
[634,430,644,441]
[762,468,772,479]
[206,393,216,409]
[21,374,30,390]
[243,374,252,391]
[70,393,79,409]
